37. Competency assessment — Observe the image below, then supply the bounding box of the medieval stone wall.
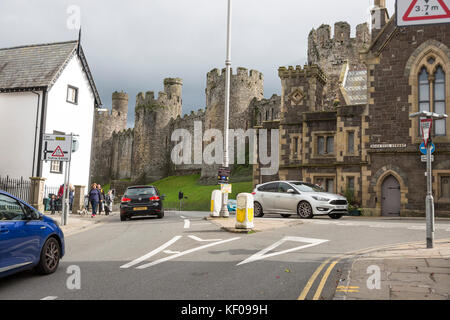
[111,128,133,180]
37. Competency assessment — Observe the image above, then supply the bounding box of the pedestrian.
[49,194,57,215]
[89,183,100,218]
[97,184,105,215]
[69,184,74,212]
[105,190,114,216]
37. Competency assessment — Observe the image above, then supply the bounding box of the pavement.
[334,239,450,300]
[43,211,116,236]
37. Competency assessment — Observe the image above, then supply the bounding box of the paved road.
[1,211,449,300]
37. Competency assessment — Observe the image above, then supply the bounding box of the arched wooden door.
[381,175,401,216]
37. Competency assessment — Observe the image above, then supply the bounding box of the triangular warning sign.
[52,146,65,157]
[403,0,450,21]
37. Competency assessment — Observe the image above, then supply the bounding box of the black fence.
[0,176,31,201]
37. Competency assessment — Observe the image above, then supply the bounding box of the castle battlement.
[112,127,134,137]
[207,67,264,83]
[278,65,327,84]
[172,108,205,127]
[310,22,369,46]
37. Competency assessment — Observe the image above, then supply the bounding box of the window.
[347,131,355,154]
[441,176,450,200]
[434,66,446,135]
[317,135,335,155]
[293,137,299,155]
[278,183,292,193]
[258,182,278,193]
[50,161,63,174]
[0,194,26,221]
[314,177,335,193]
[266,110,269,121]
[67,85,78,104]
[417,64,447,136]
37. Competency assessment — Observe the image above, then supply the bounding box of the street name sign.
[421,155,435,162]
[42,134,73,162]
[397,0,450,26]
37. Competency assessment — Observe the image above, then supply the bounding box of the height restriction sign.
[397,0,450,26]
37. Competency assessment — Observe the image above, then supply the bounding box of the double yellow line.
[297,238,450,300]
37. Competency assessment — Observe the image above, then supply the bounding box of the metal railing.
[0,176,31,201]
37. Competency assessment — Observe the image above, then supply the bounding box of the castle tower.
[307,22,370,109]
[131,78,183,183]
[111,91,129,130]
[201,67,264,183]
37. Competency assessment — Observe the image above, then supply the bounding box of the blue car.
[0,190,65,278]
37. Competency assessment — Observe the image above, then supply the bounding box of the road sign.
[42,134,73,162]
[397,0,450,26]
[420,118,433,147]
[421,155,434,162]
[218,167,231,184]
[420,142,436,155]
[221,183,232,194]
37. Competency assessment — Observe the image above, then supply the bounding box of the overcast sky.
[0,0,395,128]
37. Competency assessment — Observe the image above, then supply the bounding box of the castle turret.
[111,91,129,130]
[131,78,183,183]
[371,0,389,37]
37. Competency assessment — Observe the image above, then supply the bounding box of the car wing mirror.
[287,189,295,194]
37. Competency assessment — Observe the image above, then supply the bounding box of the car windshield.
[290,182,324,193]
[126,187,156,196]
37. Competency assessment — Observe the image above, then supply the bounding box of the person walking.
[49,194,57,215]
[105,189,114,216]
[89,183,100,218]
[69,184,74,212]
[97,184,105,215]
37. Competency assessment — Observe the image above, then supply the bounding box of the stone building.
[92,0,449,216]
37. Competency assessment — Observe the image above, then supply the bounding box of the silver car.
[252,181,348,219]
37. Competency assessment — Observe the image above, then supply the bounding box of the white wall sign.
[370,144,407,149]
[397,0,450,26]
[42,134,73,162]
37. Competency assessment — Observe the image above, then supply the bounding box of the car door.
[276,182,299,213]
[0,194,40,273]
[259,182,279,213]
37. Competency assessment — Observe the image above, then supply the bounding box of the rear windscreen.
[126,188,157,196]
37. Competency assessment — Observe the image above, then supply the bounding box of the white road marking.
[237,236,329,266]
[41,296,58,300]
[188,235,222,242]
[408,226,426,230]
[163,250,181,254]
[136,237,240,269]
[120,236,182,269]
[180,215,186,219]
[184,219,190,229]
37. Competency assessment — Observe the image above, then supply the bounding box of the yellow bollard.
[210,190,222,217]
[235,193,254,229]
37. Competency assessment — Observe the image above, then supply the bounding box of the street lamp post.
[220,0,232,218]
[409,111,448,248]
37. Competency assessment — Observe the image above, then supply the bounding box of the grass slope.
[151,174,253,211]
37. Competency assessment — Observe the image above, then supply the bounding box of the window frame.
[50,161,63,174]
[0,194,27,221]
[66,85,79,105]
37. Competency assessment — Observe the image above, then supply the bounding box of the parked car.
[0,190,65,278]
[252,181,348,219]
[120,186,165,221]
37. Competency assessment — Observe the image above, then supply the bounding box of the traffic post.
[410,111,448,248]
[235,193,254,230]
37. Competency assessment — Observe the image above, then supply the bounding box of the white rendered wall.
[43,54,96,190]
[0,92,43,179]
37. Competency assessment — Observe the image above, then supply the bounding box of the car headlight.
[312,196,330,202]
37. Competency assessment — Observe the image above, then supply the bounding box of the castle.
[91,0,450,216]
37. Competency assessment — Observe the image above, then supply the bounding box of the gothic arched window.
[434,66,446,135]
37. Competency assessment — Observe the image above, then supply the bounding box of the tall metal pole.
[220,0,232,218]
[426,141,434,248]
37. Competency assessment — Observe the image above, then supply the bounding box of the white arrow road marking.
[136,237,240,269]
[188,235,223,242]
[120,236,182,269]
[237,236,329,266]
[41,296,58,300]
[184,219,190,229]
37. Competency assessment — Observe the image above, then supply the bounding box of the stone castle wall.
[308,22,370,109]
[111,128,133,180]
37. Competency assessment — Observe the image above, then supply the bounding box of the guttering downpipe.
[36,87,48,177]
[31,91,41,177]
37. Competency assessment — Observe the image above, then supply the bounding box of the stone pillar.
[73,185,86,213]
[29,177,46,212]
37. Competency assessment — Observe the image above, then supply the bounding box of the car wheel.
[254,202,264,217]
[297,201,314,219]
[281,214,292,218]
[120,215,127,221]
[329,213,343,220]
[157,211,164,219]
[36,237,60,275]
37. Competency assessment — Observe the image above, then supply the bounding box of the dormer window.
[67,85,79,105]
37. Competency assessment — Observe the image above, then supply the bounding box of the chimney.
[371,0,389,37]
